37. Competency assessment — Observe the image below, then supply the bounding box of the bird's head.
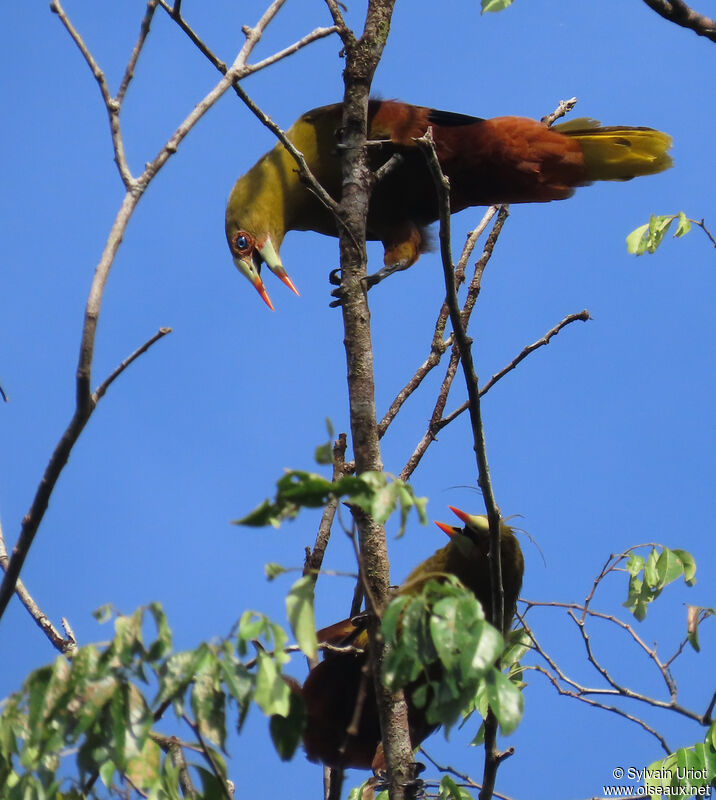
[225,222,299,312]
[435,505,491,555]
[225,166,301,311]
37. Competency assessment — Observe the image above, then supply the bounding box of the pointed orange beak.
[274,268,301,297]
[252,278,275,311]
[435,520,460,538]
[448,505,471,525]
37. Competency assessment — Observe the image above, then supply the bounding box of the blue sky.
[1,1,715,798]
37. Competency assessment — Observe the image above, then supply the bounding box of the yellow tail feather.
[554,121,673,181]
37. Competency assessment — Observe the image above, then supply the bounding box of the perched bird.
[295,506,525,769]
[225,100,673,308]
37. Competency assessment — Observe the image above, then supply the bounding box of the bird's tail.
[554,117,673,181]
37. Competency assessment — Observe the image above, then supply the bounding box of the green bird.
[293,506,525,769]
[225,100,672,308]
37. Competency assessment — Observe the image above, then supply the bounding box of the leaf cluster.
[626,211,692,255]
[380,578,524,738]
[623,544,696,622]
[235,469,427,536]
[0,603,306,798]
[644,722,716,796]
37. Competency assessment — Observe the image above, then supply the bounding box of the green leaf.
[195,764,230,800]
[112,609,144,667]
[644,737,716,793]
[671,548,697,585]
[655,547,685,588]
[125,736,161,794]
[644,548,660,588]
[238,610,266,646]
[146,602,173,662]
[481,0,514,12]
[218,658,253,730]
[380,595,411,643]
[234,497,298,528]
[98,758,115,788]
[314,442,333,465]
[191,652,226,748]
[286,575,318,659]
[626,222,650,255]
[254,651,291,717]
[93,604,114,624]
[314,419,335,465]
[438,775,475,800]
[348,780,388,800]
[265,562,287,580]
[483,668,524,735]
[625,554,645,577]
[675,211,692,237]
[269,689,306,761]
[708,722,716,751]
[109,683,129,769]
[502,628,531,668]
[156,645,212,708]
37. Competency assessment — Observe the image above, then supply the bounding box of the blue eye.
[235,234,249,252]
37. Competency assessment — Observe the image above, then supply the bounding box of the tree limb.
[640,0,716,42]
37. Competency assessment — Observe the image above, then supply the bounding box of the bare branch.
[151,734,198,799]
[229,83,339,217]
[378,332,453,439]
[415,126,505,800]
[440,310,591,430]
[94,328,172,402]
[397,207,507,480]
[382,206,503,449]
[0,324,171,624]
[50,0,135,187]
[640,0,716,42]
[0,520,76,653]
[694,217,716,248]
[182,714,234,800]
[117,0,160,105]
[518,612,674,755]
[541,97,578,127]
[304,434,349,607]
[419,748,518,800]
[323,0,353,45]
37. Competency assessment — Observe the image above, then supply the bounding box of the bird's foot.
[371,771,425,798]
[328,261,411,307]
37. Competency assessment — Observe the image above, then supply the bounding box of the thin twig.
[151,734,198,799]
[0,325,170,624]
[322,0,353,44]
[517,612,674,755]
[117,0,159,105]
[304,434,349,584]
[0,520,76,653]
[439,310,591,430]
[50,0,135,187]
[541,97,578,127]
[94,328,172,402]
[419,748,518,800]
[230,83,339,218]
[694,218,716,248]
[399,207,508,480]
[182,714,234,800]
